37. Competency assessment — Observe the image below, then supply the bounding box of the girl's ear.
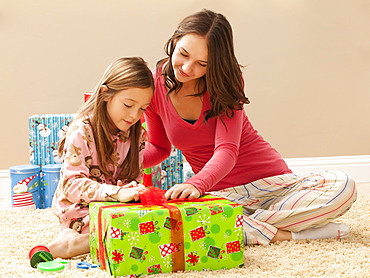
[100,85,109,93]
[100,85,110,101]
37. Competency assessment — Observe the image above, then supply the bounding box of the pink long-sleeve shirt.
[143,69,292,195]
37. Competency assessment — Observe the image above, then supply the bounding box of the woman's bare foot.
[270,229,292,243]
[46,228,90,259]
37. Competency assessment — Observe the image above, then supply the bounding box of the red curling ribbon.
[142,173,153,187]
[138,186,225,205]
[139,186,166,205]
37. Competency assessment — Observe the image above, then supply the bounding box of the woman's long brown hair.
[59,57,154,182]
[158,9,249,121]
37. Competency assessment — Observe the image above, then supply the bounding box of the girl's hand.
[112,183,145,202]
[164,183,201,200]
[117,180,139,188]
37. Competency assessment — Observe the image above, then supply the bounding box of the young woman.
[30,57,154,266]
[143,9,357,245]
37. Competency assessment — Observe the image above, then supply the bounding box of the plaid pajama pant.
[210,171,357,245]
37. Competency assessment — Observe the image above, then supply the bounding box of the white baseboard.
[0,170,11,209]
[284,155,370,183]
[0,170,10,194]
[184,155,370,184]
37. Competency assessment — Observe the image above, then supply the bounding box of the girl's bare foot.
[46,228,90,259]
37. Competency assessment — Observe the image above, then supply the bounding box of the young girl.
[30,57,154,266]
[143,9,357,245]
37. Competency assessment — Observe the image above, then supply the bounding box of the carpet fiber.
[1,196,369,278]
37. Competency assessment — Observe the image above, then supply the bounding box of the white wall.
[1,0,370,169]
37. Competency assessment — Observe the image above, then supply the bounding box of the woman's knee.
[334,171,357,198]
[329,171,357,214]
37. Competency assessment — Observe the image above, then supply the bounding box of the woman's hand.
[164,183,201,200]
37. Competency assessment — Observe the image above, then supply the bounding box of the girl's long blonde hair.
[59,57,154,182]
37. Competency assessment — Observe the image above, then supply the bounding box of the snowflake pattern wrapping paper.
[29,113,76,166]
[89,196,244,277]
[160,147,183,190]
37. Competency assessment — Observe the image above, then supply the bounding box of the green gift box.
[89,196,244,277]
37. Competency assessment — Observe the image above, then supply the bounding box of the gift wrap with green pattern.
[89,196,244,277]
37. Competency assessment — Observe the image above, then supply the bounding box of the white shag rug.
[1,196,369,278]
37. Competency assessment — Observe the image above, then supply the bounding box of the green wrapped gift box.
[90,196,244,277]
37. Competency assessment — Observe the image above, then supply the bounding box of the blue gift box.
[29,114,76,166]
[160,147,183,190]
